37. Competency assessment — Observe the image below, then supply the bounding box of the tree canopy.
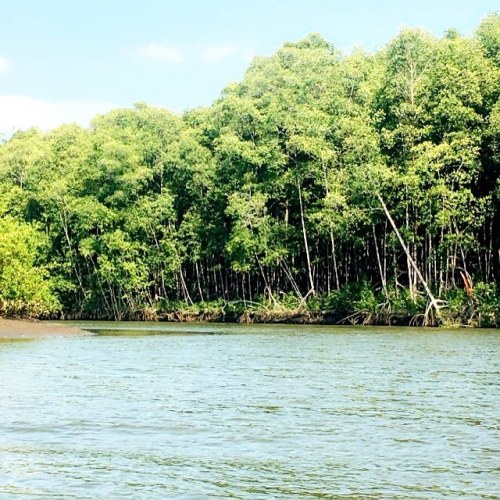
[1,16,499,325]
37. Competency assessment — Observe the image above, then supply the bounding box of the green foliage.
[440,282,500,327]
[0,217,60,317]
[473,282,500,327]
[0,19,498,326]
[476,13,500,66]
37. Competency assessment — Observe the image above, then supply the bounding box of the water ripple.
[0,325,498,498]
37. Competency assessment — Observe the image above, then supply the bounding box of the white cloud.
[0,95,117,134]
[138,43,183,63]
[201,44,238,63]
[0,55,10,74]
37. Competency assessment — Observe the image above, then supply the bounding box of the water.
[0,323,498,498]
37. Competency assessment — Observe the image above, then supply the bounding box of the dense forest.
[1,15,499,326]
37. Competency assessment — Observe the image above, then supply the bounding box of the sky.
[0,0,498,134]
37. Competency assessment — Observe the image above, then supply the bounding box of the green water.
[0,323,498,498]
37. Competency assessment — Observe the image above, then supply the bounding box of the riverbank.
[159,309,417,326]
[121,290,499,328]
[3,282,499,329]
[68,301,497,328]
[0,318,92,339]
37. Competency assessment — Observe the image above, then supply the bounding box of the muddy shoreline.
[0,318,92,339]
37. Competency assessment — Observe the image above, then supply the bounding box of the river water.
[0,323,498,498]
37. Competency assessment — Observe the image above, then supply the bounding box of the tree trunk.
[372,224,388,299]
[297,181,315,295]
[377,193,444,321]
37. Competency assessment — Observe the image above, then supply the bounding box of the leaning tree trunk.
[376,193,444,323]
[297,181,315,296]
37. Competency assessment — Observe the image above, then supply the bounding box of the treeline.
[1,15,499,326]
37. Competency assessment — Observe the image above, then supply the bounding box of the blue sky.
[0,0,498,133]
